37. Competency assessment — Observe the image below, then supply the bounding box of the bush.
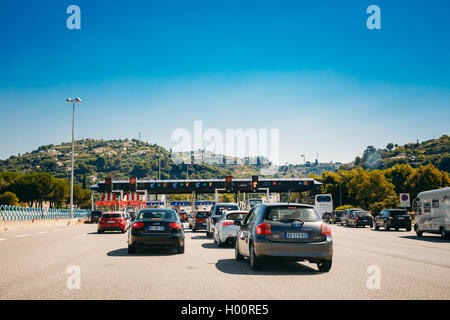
[0,191,19,206]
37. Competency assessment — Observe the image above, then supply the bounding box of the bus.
[315,194,333,219]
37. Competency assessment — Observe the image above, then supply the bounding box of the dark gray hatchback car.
[235,203,333,272]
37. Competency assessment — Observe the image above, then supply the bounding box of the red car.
[98,212,127,233]
[189,210,211,232]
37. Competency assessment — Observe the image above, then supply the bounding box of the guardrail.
[0,205,90,221]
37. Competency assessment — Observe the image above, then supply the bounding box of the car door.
[238,207,256,256]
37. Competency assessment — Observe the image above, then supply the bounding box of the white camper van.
[413,187,450,239]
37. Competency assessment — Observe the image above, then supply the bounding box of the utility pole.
[66,97,82,218]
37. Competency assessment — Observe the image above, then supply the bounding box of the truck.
[413,187,450,239]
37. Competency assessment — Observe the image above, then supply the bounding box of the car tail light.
[222,220,234,227]
[255,223,272,235]
[169,222,182,230]
[321,224,331,236]
[356,217,359,221]
[132,222,144,229]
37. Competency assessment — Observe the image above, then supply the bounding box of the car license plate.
[147,226,165,231]
[285,232,308,239]
[398,217,404,220]
[107,221,116,224]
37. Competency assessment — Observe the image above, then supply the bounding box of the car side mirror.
[234,220,241,227]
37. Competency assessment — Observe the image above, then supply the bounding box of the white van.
[413,187,450,239]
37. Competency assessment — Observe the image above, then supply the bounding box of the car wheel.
[317,259,332,272]
[416,227,423,237]
[217,236,224,248]
[177,245,185,254]
[235,240,244,261]
[375,224,379,230]
[128,243,136,254]
[440,228,449,240]
[97,229,103,234]
[249,242,261,271]
[384,222,390,231]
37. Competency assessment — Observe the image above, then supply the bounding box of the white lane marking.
[37,231,48,234]
[73,234,87,239]
[16,234,30,238]
[0,238,6,241]
[53,229,61,232]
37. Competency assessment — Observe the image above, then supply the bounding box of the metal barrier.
[0,205,90,221]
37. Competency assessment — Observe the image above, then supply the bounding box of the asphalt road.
[0,222,449,299]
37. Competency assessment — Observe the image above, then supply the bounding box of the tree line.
[305,163,450,214]
[0,171,91,209]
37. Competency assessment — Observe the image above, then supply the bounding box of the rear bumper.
[98,225,125,232]
[254,238,333,261]
[387,220,411,228]
[194,223,207,230]
[129,233,184,248]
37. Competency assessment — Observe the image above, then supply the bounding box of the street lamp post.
[66,97,82,218]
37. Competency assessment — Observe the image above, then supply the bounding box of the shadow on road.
[215,258,321,276]
[400,235,449,243]
[201,243,231,249]
[87,231,126,235]
[191,235,209,240]
[107,248,177,257]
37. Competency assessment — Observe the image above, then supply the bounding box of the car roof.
[262,203,315,209]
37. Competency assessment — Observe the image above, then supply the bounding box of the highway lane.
[0,222,449,299]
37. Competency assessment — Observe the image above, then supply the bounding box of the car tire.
[406,225,411,232]
[128,243,136,254]
[217,236,224,248]
[177,245,185,254]
[374,224,379,230]
[97,229,103,234]
[235,240,244,261]
[249,242,261,271]
[416,228,423,237]
[384,222,390,231]
[317,260,332,272]
[440,228,449,240]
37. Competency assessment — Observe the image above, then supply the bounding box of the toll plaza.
[90,177,322,211]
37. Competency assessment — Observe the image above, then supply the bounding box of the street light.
[66,97,82,218]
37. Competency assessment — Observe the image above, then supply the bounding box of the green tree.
[405,164,450,200]
[0,191,19,206]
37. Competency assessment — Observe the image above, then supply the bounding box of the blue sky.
[0,0,449,164]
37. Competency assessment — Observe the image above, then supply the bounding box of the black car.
[347,210,373,228]
[374,209,412,231]
[234,203,333,272]
[128,208,185,254]
[90,210,103,223]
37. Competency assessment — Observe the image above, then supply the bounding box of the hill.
[0,138,268,185]
[346,134,450,173]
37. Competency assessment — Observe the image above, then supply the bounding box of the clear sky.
[0,0,449,164]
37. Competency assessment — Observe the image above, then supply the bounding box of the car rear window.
[216,205,239,215]
[226,213,247,221]
[389,210,408,216]
[356,211,371,217]
[139,210,176,220]
[265,206,321,222]
[196,211,209,218]
[102,214,121,218]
